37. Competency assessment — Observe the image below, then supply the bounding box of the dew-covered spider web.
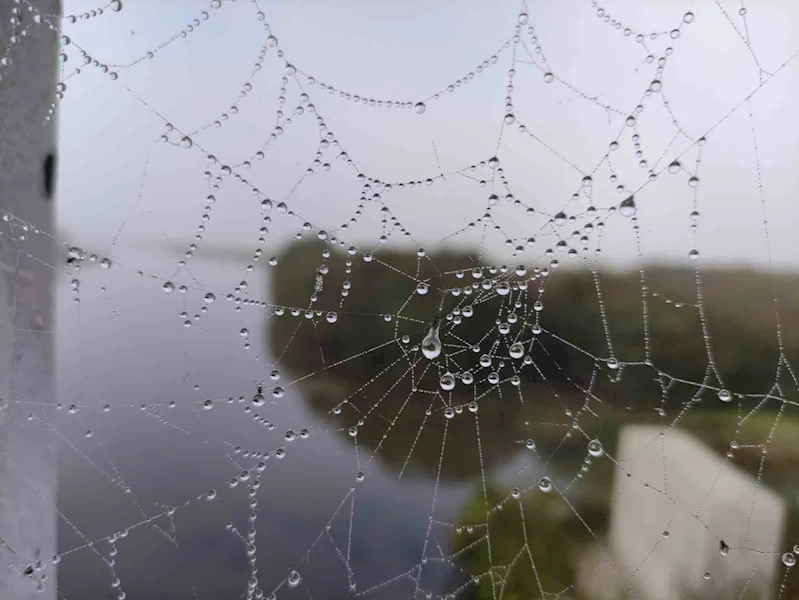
[2,0,799,599]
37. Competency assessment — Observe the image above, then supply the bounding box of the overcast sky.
[57,0,799,273]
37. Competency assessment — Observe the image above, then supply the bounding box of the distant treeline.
[268,239,799,406]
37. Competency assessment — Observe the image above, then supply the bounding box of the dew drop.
[619,196,636,217]
[719,540,730,556]
[683,12,695,23]
[581,175,593,187]
[287,571,301,588]
[461,371,474,385]
[689,249,699,260]
[110,0,123,12]
[326,311,337,323]
[783,552,796,567]
[718,389,732,402]
[444,407,455,419]
[509,342,524,359]
[162,282,175,294]
[422,322,442,360]
[440,373,456,391]
[511,487,521,499]
[668,161,681,174]
[587,439,604,457]
[688,176,699,188]
[543,72,554,83]
[204,293,216,304]
[416,282,429,295]
[181,136,193,149]
[525,439,535,450]
[538,477,553,493]
[414,102,426,114]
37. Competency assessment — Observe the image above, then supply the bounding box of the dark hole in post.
[43,153,56,199]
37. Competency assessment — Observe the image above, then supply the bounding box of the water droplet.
[543,72,554,83]
[414,102,426,114]
[688,176,699,188]
[538,477,553,493]
[619,196,637,217]
[496,282,510,295]
[511,487,521,499]
[588,439,604,457]
[240,328,249,337]
[205,489,217,501]
[582,175,593,187]
[650,80,662,92]
[668,161,681,174]
[444,407,455,419]
[683,12,695,23]
[504,113,515,125]
[719,540,730,556]
[181,136,193,149]
[326,311,338,323]
[287,570,301,588]
[509,342,524,359]
[718,389,732,402]
[422,322,442,360]
[625,116,636,127]
[204,293,215,304]
[162,282,175,294]
[518,12,529,25]
[272,386,284,399]
[416,282,429,295]
[782,552,796,567]
[607,358,619,370]
[525,439,535,450]
[348,426,358,437]
[203,399,213,410]
[689,249,699,260]
[461,371,474,385]
[479,354,492,368]
[440,373,456,391]
[488,156,500,169]
[110,0,123,12]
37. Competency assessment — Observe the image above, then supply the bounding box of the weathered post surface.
[0,1,59,599]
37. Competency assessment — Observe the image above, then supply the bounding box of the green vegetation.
[267,240,799,599]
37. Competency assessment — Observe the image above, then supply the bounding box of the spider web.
[2,0,799,599]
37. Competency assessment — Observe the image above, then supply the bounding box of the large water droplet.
[509,342,524,359]
[718,389,732,402]
[538,477,553,493]
[414,102,426,114]
[422,321,442,360]
[783,552,796,567]
[719,540,730,556]
[619,196,636,217]
[162,282,175,294]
